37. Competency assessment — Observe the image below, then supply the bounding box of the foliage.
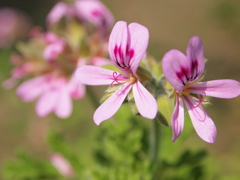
[2,105,212,180]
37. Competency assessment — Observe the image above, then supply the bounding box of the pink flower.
[0,8,32,48]
[75,21,158,125]
[47,0,114,33]
[43,32,65,61]
[16,74,85,118]
[2,63,33,89]
[162,36,240,143]
[74,0,114,33]
[46,2,73,26]
[50,153,73,178]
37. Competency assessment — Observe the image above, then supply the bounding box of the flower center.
[176,85,210,109]
[129,73,137,83]
[110,71,137,87]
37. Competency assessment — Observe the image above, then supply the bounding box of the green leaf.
[2,150,60,180]
[101,64,120,72]
[157,95,174,125]
[136,66,152,85]
[141,55,163,81]
[155,112,169,127]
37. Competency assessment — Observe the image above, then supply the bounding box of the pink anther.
[194,92,210,109]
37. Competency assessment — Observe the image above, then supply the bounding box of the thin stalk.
[149,118,161,165]
[86,86,100,109]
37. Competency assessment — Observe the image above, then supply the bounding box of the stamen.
[110,71,124,87]
[194,92,210,109]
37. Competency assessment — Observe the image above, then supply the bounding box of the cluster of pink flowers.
[3,0,240,144]
[75,22,240,143]
[4,0,114,118]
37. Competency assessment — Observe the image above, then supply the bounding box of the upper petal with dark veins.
[108,21,129,73]
[186,36,205,81]
[162,49,189,92]
[128,23,149,75]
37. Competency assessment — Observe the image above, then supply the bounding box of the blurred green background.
[1,0,240,179]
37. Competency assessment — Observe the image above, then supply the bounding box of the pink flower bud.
[50,153,74,178]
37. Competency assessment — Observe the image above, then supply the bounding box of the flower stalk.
[149,118,161,165]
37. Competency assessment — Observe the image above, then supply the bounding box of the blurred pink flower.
[16,74,85,118]
[46,2,73,25]
[47,0,114,33]
[0,8,32,48]
[75,21,157,125]
[74,0,114,33]
[2,58,33,89]
[43,32,65,61]
[162,36,240,143]
[50,153,73,178]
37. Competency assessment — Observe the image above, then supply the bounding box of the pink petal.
[132,81,157,119]
[128,23,149,75]
[47,2,72,26]
[108,21,129,73]
[2,77,18,89]
[186,36,205,80]
[162,49,188,92]
[74,0,114,30]
[44,32,62,44]
[75,65,117,85]
[68,77,85,99]
[93,83,132,125]
[184,95,217,143]
[16,76,45,102]
[36,88,58,117]
[91,57,111,66]
[55,87,72,118]
[171,95,184,142]
[43,43,64,61]
[50,153,73,178]
[188,79,240,98]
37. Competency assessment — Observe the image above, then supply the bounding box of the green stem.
[86,86,100,109]
[149,118,161,165]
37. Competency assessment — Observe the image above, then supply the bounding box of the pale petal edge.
[162,49,187,92]
[93,83,132,125]
[75,65,116,85]
[188,79,240,99]
[184,96,217,143]
[132,81,157,119]
[171,95,185,142]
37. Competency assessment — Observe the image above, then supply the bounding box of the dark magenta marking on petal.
[113,45,134,70]
[91,10,101,17]
[176,72,184,79]
[114,45,118,57]
[114,45,124,63]
[176,66,189,85]
[191,60,199,79]
[91,10,107,28]
[128,49,134,60]
[192,59,198,69]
